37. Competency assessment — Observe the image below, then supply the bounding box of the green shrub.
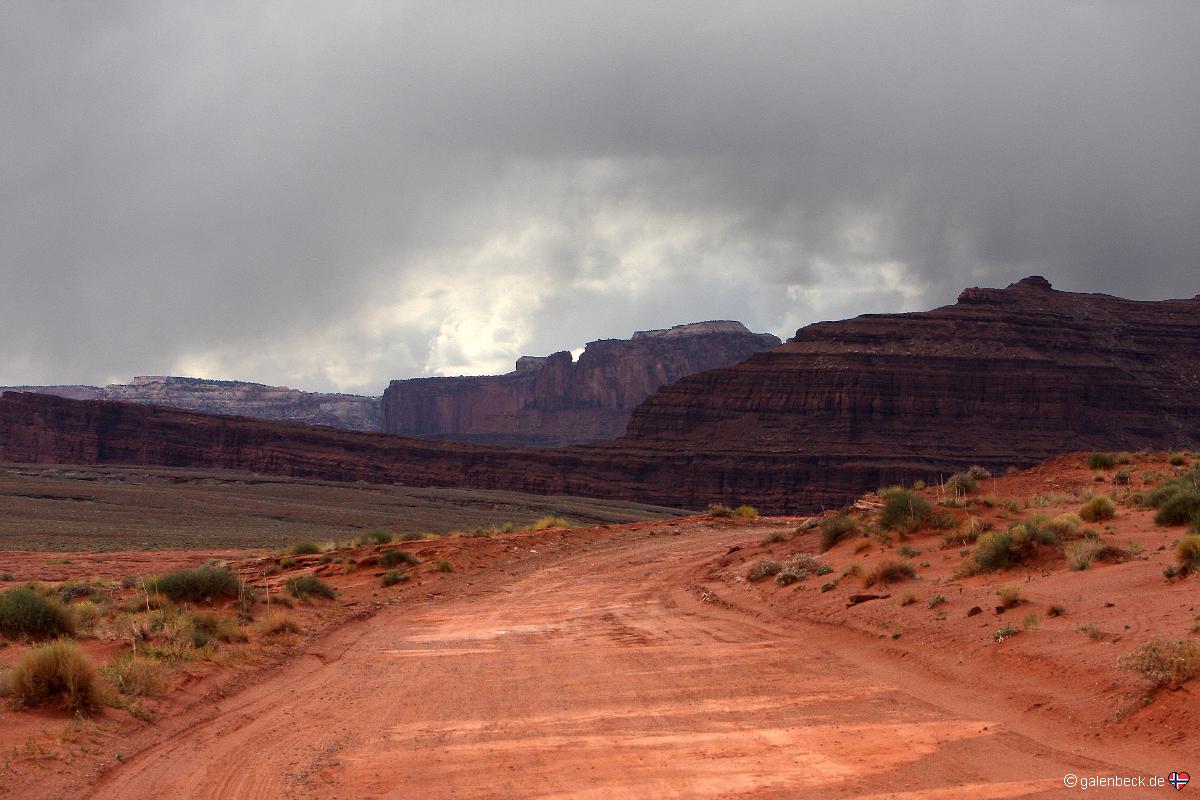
[1177,534,1200,575]
[815,564,833,576]
[1079,495,1116,523]
[746,559,781,582]
[7,640,100,711]
[880,490,931,533]
[288,541,322,556]
[819,514,857,551]
[863,559,916,587]
[734,505,759,519]
[965,519,1056,574]
[285,575,336,600]
[0,587,76,639]
[946,472,977,495]
[927,594,946,609]
[1119,638,1200,688]
[1153,489,1200,527]
[927,510,956,530]
[150,567,240,603]
[382,550,421,568]
[1087,453,1116,470]
[820,582,836,592]
[380,570,410,587]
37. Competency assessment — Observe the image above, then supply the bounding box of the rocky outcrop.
[0,377,381,432]
[381,321,781,446]
[2,279,1198,512]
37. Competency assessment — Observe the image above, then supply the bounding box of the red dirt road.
[83,526,1169,799]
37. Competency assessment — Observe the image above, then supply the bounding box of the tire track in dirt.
[84,527,1136,799]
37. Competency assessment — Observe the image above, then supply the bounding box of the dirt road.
[84,526,1150,799]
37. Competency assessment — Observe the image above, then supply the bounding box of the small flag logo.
[1168,772,1190,791]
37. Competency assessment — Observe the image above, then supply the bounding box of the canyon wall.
[381,321,781,446]
[0,377,381,432]
[3,278,1198,512]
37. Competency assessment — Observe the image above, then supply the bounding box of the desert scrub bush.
[1042,513,1082,539]
[966,465,992,481]
[435,559,454,573]
[1170,453,1188,466]
[102,655,167,698]
[815,563,833,576]
[963,521,1055,574]
[399,531,426,541]
[1022,612,1040,631]
[380,570,410,587]
[355,529,393,546]
[7,640,100,711]
[1087,453,1116,470]
[996,584,1021,608]
[1153,489,1200,527]
[733,505,759,519]
[746,559,781,582]
[287,541,322,556]
[820,582,837,592]
[1077,622,1105,641]
[1114,469,1132,485]
[775,553,821,585]
[706,504,734,518]
[189,611,246,644]
[945,472,977,496]
[1176,534,1200,575]
[526,516,572,531]
[285,575,336,600]
[880,489,931,533]
[926,594,946,609]
[381,550,420,568]
[261,564,281,577]
[761,530,787,545]
[56,581,94,604]
[1079,495,1116,522]
[0,587,76,640]
[1119,638,1200,689]
[863,559,916,588]
[927,510,956,530]
[819,514,857,551]
[1047,604,1067,617]
[992,624,1017,642]
[897,545,921,558]
[151,567,239,603]
[257,612,300,636]
[1063,539,1128,571]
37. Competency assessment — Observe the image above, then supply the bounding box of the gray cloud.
[3,1,1198,393]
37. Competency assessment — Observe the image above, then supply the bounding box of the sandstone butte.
[381,320,782,446]
[1,276,1197,513]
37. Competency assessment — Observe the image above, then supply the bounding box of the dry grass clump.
[819,513,857,551]
[356,530,393,546]
[189,611,247,645]
[863,559,916,588]
[284,575,336,600]
[1063,539,1129,571]
[1119,638,1200,689]
[257,612,301,636]
[746,559,781,582]
[1087,453,1116,470]
[102,655,168,698]
[1176,534,1200,575]
[150,567,240,603]
[880,489,931,533]
[963,519,1056,574]
[733,505,759,519]
[775,553,821,586]
[707,504,734,517]
[6,640,101,712]
[0,587,76,640]
[1042,513,1082,539]
[996,584,1022,608]
[525,516,571,531]
[1079,495,1116,523]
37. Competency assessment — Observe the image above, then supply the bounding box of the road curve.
[86,527,1121,799]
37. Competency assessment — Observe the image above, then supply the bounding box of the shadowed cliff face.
[2,279,1198,513]
[380,321,781,446]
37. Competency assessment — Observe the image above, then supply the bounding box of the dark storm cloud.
[3,1,1198,392]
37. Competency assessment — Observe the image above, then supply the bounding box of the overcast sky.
[3,2,1198,394]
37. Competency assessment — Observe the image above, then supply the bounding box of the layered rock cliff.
[381,321,781,445]
[0,377,381,432]
[2,279,1198,512]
